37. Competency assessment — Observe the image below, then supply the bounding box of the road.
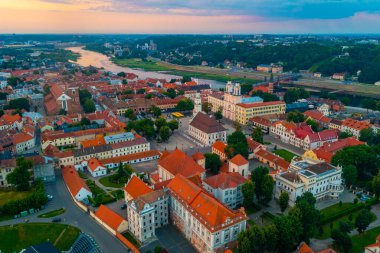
[0,172,130,253]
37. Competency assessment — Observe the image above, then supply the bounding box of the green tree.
[204,153,222,174]
[338,220,354,234]
[83,99,96,113]
[182,75,192,83]
[359,128,376,145]
[79,89,92,104]
[339,131,353,139]
[342,165,357,186]
[362,98,377,112]
[155,117,167,130]
[202,102,213,114]
[226,131,249,158]
[214,109,223,120]
[164,88,177,98]
[4,98,30,111]
[125,109,137,120]
[142,124,155,140]
[261,175,274,203]
[355,209,373,233]
[159,126,171,142]
[6,158,32,191]
[80,117,91,126]
[279,192,289,212]
[237,231,251,253]
[7,77,22,87]
[251,127,264,144]
[251,166,269,201]
[306,118,318,132]
[176,98,194,111]
[287,110,305,123]
[290,192,320,242]
[168,120,179,132]
[372,171,380,197]
[274,215,303,253]
[331,228,352,253]
[331,145,378,180]
[149,105,162,117]
[242,180,255,209]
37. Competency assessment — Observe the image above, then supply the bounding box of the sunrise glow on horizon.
[1,0,380,34]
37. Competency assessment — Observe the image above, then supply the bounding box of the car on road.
[47,194,53,201]
[121,204,127,210]
[52,217,62,223]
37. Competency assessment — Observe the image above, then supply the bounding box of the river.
[67,47,225,90]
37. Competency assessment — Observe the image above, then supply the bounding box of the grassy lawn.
[352,226,380,253]
[86,180,116,206]
[112,58,171,71]
[112,57,259,83]
[98,175,125,188]
[316,202,370,240]
[273,149,297,162]
[38,208,66,218]
[0,223,80,253]
[122,231,141,248]
[0,191,31,206]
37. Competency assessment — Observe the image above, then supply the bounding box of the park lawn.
[98,175,124,188]
[112,58,171,72]
[0,191,31,206]
[352,226,380,253]
[320,202,358,218]
[86,180,116,206]
[0,223,80,253]
[273,149,298,162]
[38,208,66,218]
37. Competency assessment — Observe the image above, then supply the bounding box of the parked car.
[121,204,127,210]
[52,218,62,223]
[47,194,53,201]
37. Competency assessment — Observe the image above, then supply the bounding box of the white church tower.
[193,91,202,116]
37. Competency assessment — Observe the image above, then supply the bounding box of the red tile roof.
[87,157,105,172]
[62,165,91,196]
[212,140,227,154]
[158,148,205,178]
[256,149,290,170]
[342,118,372,131]
[124,175,153,200]
[95,204,125,231]
[229,154,248,166]
[203,172,247,189]
[167,174,247,231]
[192,151,205,161]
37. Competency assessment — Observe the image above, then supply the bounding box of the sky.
[1,0,380,34]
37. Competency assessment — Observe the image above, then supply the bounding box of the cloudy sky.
[1,0,380,33]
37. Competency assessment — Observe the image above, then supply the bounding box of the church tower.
[193,91,202,116]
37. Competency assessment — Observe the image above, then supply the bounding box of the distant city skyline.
[1,0,380,34]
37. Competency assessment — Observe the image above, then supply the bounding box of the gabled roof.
[212,140,227,153]
[124,175,153,200]
[229,154,248,166]
[192,151,205,161]
[342,118,372,131]
[203,172,247,190]
[158,148,205,178]
[189,112,226,134]
[87,157,105,172]
[256,149,290,169]
[62,165,91,196]
[167,174,247,231]
[95,204,125,231]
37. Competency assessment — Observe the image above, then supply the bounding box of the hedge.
[319,203,365,225]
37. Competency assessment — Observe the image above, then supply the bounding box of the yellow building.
[235,101,286,125]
